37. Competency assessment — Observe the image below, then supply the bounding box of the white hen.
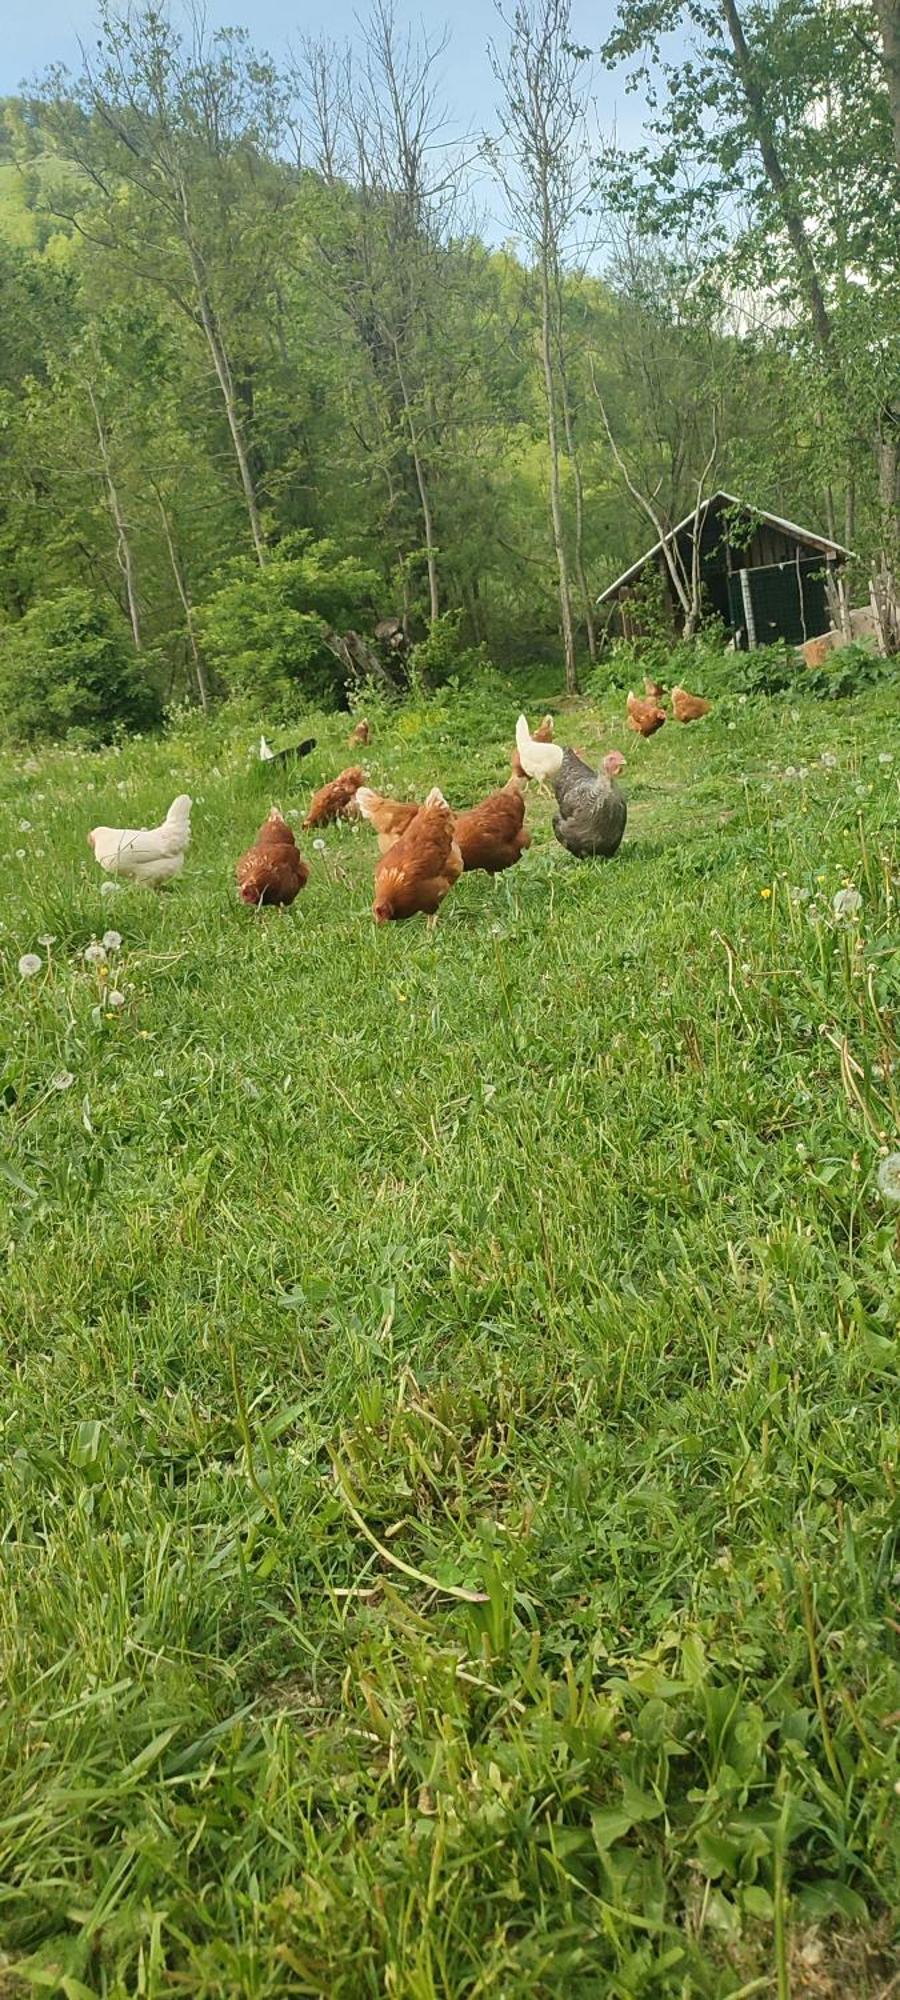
[88,795,192,888]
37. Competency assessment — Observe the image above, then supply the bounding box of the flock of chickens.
[86,680,712,926]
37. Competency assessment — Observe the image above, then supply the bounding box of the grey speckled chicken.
[515,716,627,859]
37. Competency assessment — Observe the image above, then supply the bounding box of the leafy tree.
[0,587,161,742]
[197,539,379,712]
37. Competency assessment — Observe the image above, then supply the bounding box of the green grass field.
[1,676,898,1998]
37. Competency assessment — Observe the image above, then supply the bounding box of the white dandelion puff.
[102,930,122,952]
[18,952,42,978]
[37,933,57,947]
[832,886,862,920]
[313,838,327,853]
[100,879,122,898]
[17,819,32,833]
[878,751,893,766]
[876,1153,900,1204]
[106,989,125,1008]
[84,942,108,966]
[820,751,838,770]
[15,848,26,860]
[50,1069,75,1091]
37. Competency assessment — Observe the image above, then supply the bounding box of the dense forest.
[0,0,897,737]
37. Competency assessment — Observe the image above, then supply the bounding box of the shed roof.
[596,490,851,605]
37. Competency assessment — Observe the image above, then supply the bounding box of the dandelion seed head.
[876,1153,900,1204]
[100,880,121,898]
[313,838,327,853]
[102,930,122,952]
[106,989,125,1008]
[50,1070,74,1091]
[832,886,862,920]
[84,942,107,965]
[17,819,32,833]
[18,952,42,978]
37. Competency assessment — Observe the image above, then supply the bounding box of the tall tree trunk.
[540,249,577,693]
[874,0,900,171]
[873,416,900,651]
[392,338,440,625]
[176,181,267,568]
[554,290,596,662]
[719,0,841,376]
[87,383,141,651]
[153,485,210,711]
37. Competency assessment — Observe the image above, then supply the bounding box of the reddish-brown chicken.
[534,714,555,742]
[303,765,365,829]
[356,786,420,855]
[671,684,712,722]
[454,776,530,875]
[348,717,370,746]
[235,808,310,908]
[372,789,463,925]
[626,691,667,737]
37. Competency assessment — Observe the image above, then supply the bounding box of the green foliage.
[407,610,493,690]
[0,588,161,744]
[197,539,379,714]
[0,681,897,1994]
[804,641,892,702]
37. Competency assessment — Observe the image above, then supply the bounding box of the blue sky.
[4,0,663,164]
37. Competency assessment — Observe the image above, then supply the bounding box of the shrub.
[0,589,161,745]
[803,641,890,701]
[197,537,379,714]
[407,611,492,691]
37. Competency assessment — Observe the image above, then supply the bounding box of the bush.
[803,641,890,701]
[197,537,379,715]
[0,589,161,745]
[407,611,492,691]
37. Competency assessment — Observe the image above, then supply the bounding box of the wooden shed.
[597,491,851,649]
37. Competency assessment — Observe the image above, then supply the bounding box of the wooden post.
[739,568,757,649]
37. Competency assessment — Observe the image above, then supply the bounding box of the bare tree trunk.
[87,383,141,650]
[845,476,856,551]
[874,0,900,172]
[153,484,209,710]
[873,418,900,652]
[719,0,840,372]
[177,182,267,569]
[540,255,577,691]
[555,295,596,661]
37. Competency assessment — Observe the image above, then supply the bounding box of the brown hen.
[303,765,365,829]
[372,789,462,925]
[454,776,530,874]
[348,718,370,746]
[671,685,712,722]
[356,787,420,855]
[626,691,667,737]
[236,808,310,908]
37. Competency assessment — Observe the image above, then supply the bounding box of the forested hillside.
[0,0,897,734]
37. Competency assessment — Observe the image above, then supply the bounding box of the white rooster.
[88,794,192,888]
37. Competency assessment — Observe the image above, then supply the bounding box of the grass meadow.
[0,674,898,1998]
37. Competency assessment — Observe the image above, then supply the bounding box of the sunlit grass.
[0,678,898,1997]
